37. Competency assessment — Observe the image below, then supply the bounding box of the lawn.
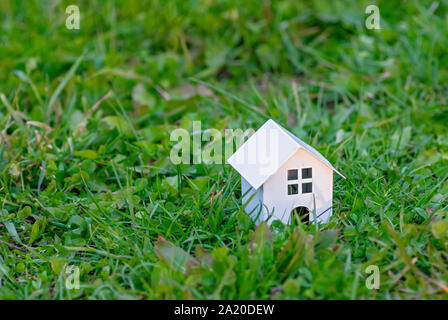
[0,0,447,299]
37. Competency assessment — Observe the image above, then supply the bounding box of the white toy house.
[227,119,345,224]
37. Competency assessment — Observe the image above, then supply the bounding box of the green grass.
[0,0,447,299]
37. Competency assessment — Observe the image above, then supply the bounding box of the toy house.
[227,119,345,224]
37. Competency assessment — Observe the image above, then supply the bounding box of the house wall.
[241,177,264,222]
[262,148,334,224]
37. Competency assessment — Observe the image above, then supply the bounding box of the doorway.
[291,206,310,224]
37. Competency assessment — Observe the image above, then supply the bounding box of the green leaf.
[67,215,88,236]
[415,208,428,220]
[134,141,157,156]
[17,206,32,220]
[4,221,21,244]
[50,256,66,275]
[134,178,148,193]
[314,229,339,250]
[195,247,213,267]
[431,221,448,239]
[211,247,234,281]
[283,278,301,297]
[391,126,412,151]
[103,116,132,136]
[8,163,21,178]
[66,171,90,186]
[154,237,198,273]
[162,176,179,195]
[29,220,41,244]
[186,176,210,192]
[132,83,155,107]
[277,231,306,276]
[74,150,98,160]
[250,222,273,261]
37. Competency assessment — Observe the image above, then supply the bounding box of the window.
[288,169,298,180]
[302,182,312,193]
[288,184,298,195]
[302,168,312,179]
[288,168,312,195]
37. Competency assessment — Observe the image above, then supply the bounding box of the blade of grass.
[46,51,85,119]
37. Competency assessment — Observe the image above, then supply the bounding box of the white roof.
[226,119,345,189]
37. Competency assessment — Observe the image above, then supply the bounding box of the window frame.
[302,167,312,179]
[287,169,298,181]
[288,184,298,195]
[302,182,312,194]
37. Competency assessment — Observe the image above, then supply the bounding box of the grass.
[0,0,447,299]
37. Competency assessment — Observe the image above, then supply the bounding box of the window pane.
[288,184,298,195]
[302,182,312,193]
[302,168,312,179]
[288,169,298,180]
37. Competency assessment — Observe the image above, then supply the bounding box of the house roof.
[226,119,346,190]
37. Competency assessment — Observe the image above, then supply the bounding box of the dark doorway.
[291,206,310,224]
